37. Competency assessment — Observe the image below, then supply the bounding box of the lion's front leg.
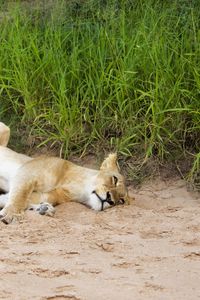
[28,188,68,217]
[0,193,9,209]
[0,181,36,224]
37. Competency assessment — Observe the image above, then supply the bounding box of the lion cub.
[0,122,130,224]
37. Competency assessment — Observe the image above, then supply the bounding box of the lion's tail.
[0,122,10,147]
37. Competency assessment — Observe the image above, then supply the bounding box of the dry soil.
[0,178,200,300]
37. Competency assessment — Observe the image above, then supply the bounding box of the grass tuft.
[0,0,199,184]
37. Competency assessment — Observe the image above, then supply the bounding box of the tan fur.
[0,122,130,224]
[0,122,10,147]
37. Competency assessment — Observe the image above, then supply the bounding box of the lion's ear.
[100,153,119,172]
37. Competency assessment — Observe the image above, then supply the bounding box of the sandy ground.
[0,178,200,300]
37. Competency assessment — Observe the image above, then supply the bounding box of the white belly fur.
[0,146,31,192]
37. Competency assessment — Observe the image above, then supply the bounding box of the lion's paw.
[29,202,55,217]
[0,206,23,224]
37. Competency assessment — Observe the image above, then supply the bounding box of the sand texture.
[0,179,200,300]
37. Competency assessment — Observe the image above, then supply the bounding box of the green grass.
[0,0,199,182]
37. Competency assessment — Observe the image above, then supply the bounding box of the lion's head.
[89,153,130,211]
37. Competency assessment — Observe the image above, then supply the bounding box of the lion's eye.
[112,176,118,186]
[119,198,125,204]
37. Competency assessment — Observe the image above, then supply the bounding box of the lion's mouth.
[92,191,114,211]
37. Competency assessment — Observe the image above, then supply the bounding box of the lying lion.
[0,122,130,224]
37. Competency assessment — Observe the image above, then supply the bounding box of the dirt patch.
[0,178,200,300]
